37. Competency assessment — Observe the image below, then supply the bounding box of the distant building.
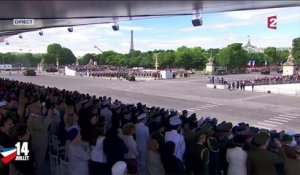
[243,36,291,53]
[243,35,263,53]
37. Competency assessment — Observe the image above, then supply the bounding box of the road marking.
[279,115,298,119]
[257,122,277,127]
[273,117,293,120]
[269,118,289,123]
[191,105,218,110]
[251,124,271,130]
[263,120,283,125]
[284,113,300,117]
[187,103,222,111]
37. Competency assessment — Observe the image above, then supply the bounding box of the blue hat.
[67,128,79,141]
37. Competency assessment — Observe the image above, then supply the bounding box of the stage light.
[68,27,73,32]
[192,18,203,27]
[112,24,119,31]
[192,9,203,27]
[112,18,119,31]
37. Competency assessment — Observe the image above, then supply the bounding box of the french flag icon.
[1,147,17,164]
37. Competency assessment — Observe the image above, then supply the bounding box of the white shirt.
[226,147,247,175]
[121,135,139,159]
[100,107,112,128]
[90,136,107,163]
[135,123,150,154]
[165,130,186,161]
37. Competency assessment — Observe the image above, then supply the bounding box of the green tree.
[159,51,176,69]
[47,43,62,55]
[175,46,194,69]
[276,50,289,65]
[190,47,207,69]
[42,53,56,64]
[59,47,76,65]
[216,43,248,70]
[292,37,300,64]
[264,47,277,65]
[81,53,95,65]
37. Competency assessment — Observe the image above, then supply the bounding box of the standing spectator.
[226,135,247,175]
[90,123,109,174]
[247,132,284,175]
[103,126,128,170]
[161,141,185,174]
[147,124,165,175]
[67,128,90,175]
[10,124,35,175]
[121,123,139,174]
[0,116,14,174]
[101,101,112,129]
[135,113,150,175]
[165,115,186,161]
[185,125,210,175]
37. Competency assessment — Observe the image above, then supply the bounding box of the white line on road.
[189,104,220,110]
[279,115,298,119]
[263,120,283,125]
[257,122,277,127]
[269,118,289,123]
[273,117,293,120]
[283,113,300,117]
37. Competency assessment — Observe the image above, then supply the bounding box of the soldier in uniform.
[247,132,284,175]
[185,123,210,175]
[215,121,233,175]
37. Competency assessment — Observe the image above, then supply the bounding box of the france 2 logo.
[1,142,29,164]
[267,16,277,29]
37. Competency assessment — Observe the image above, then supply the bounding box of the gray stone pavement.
[1,71,300,132]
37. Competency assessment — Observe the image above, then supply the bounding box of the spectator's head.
[0,116,13,134]
[13,124,30,141]
[169,115,182,130]
[233,135,245,147]
[282,134,293,145]
[122,123,135,136]
[254,132,270,149]
[65,113,78,127]
[111,161,127,175]
[90,115,98,125]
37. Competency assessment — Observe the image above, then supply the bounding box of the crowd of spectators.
[67,65,127,72]
[67,65,161,79]
[209,75,300,91]
[0,78,299,175]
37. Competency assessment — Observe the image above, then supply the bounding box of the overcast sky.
[0,6,299,57]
